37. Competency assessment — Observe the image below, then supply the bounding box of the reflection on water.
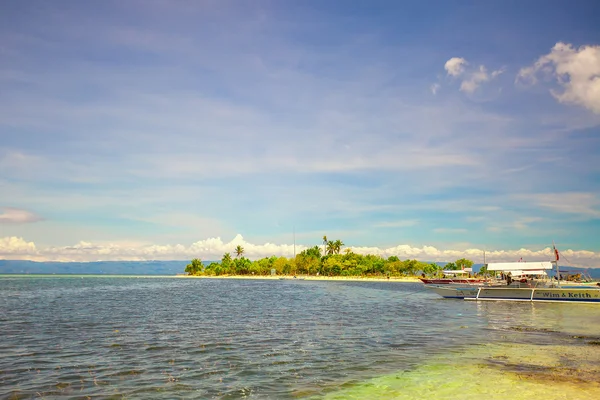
[317,345,600,400]
[0,276,598,399]
[319,297,600,399]
[476,301,600,338]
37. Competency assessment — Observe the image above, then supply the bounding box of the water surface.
[1,276,599,399]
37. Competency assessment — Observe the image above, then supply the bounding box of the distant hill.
[1,260,598,278]
[0,260,194,275]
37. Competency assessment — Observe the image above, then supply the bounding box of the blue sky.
[1,0,600,264]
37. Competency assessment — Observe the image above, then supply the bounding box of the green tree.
[423,262,441,275]
[371,257,385,275]
[326,240,336,255]
[273,256,290,275]
[235,245,244,258]
[398,259,419,276]
[454,258,474,270]
[204,262,220,276]
[305,245,322,259]
[334,239,344,254]
[444,262,457,270]
[324,255,343,275]
[185,258,203,275]
[221,253,233,274]
[234,257,251,274]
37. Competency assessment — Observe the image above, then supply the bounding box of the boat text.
[540,292,593,298]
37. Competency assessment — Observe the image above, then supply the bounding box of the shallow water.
[0,276,599,399]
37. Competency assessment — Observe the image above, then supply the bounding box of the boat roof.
[506,270,548,276]
[486,261,554,271]
[442,270,470,275]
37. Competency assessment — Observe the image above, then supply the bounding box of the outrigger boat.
[425,257,600,303]
[420,269,485,285]
[464,261,600,303]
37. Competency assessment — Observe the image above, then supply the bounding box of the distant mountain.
[1,260,599,278]
[0,260,193,275]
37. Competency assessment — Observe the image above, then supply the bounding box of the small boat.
[420,269,485,285]
[426,254,600,303]
[420,277,485,284]
[424,284,482,299]
[464,286,600,303]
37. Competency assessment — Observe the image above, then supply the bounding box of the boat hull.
[420,278,484,284]
[464,287,600,303]
[424,285,480,299]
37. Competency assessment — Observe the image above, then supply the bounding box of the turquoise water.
[1,276,599,399]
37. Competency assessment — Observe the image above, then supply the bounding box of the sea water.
[0,276,599,399]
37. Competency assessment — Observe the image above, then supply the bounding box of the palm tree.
[235,245,244,258]
[326,240,336,255]
[222,252,232,265]
[334,239,344,254]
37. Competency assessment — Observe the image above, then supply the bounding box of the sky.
[1,0,600,266]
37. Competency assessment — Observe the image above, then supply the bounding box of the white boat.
[464,286,600,303]
[420,270,487,285]
[423,277,509,298]
[428,258,600,303]
[424,284,481,299]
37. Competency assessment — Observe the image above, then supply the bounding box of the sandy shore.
[180,275,421,282]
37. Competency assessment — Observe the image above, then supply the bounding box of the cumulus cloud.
[350,244,600,268]
[0,236,37,255]
[517,42,600,113]
[1,235,599,268]
[460,65,504,93]
[0,207,43,223]
[0,234,300,262]
[444,57,468,77]
[444,57,504,93]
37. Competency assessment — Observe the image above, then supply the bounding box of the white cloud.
[516,192,600,218]
[430,83,440,95]
[517,42,600,114]
[0,207,43,223]
[483,216,544,234]
[444,57,504,93]
[460,66,491,93]
[2,235,600,268]
[373,220,419,228]
[445,57,468,77]
[433,228,468,234]
[0,237,37,254]
[0,234,300,262]
[350,243,600,268]
[1,8,598,257]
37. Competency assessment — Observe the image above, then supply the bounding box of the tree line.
[185,238,475,277]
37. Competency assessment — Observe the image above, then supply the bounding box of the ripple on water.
[1,277,599,399]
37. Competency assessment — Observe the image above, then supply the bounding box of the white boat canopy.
[442,270,470,275]
[486,261,554,271]
[505,270,548,277]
